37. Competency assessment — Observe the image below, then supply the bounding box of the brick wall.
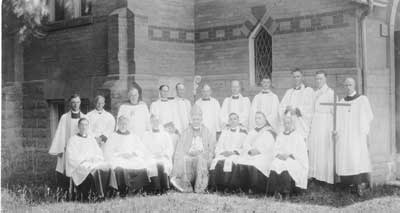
[127,0,196,103]
[194,0,359,101]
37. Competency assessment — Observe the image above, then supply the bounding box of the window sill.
[43,16,93,32]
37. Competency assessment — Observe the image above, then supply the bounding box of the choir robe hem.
[339,173,370,186]
[114,168,151,195]
[230,164,269,194]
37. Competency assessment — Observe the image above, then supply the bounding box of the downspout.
[359,1,372,94]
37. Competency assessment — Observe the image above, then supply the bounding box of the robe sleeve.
[359,96,374,135]
[164,133,174,159]
[293,133,309,171]
[239,133,253,155]
[220,98,230,127]
[270,94,280,130]
[279,89,291,118]
[116,105,125,127]
[257,131,275,154]
[214,131,227,155]
[301,88,315,126]
[241,97,251,128]
[249,95,259,130]
[49,114,68,155]
[66,137,85,176]
[214,99,222,132]
[142,103,151,133]
[105,112,116,137]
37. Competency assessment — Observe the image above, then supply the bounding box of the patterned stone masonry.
[147,8,355,43]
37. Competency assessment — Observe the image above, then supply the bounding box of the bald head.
[344,77,356,95]
[201,84,212,99]
[231,80,241,96]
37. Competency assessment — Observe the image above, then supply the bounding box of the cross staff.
[320,90,351,183]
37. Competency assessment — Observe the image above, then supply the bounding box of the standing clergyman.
[87,95,115,149]
[308,71,335,184]
[195,84,221,140]
[172,83,192,134]
[49,94,86,194]
[250,77,280,131]
[220,80,251,129]
[279,68,315,138]
[334,77,373,196]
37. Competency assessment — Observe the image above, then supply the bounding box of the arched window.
[249,24,272,86]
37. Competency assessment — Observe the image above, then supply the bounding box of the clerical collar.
[71,111,80,119]
[344,92,360,102]
[161,99,168,102]
[261,90,270,94]
[152,129,160,133]
[117,130,130,135]
[294,84,304,90]
[254,126,265,132]
[192,126,201,131]
[318,84,328,92]
[230,128,237,132]
[202,98,211,101]
[77,133,87,138]
[283,129,295,135]
[96,109,104,114]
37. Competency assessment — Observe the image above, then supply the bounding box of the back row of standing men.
[49,68,373,199]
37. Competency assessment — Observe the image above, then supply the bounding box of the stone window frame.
[248,23,273,87]
[47,0,92,22]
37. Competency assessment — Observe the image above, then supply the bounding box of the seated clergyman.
[66,118,117,202]
[230,112,276,194]
[142,114,174,194]
[103,116,158,196]
[268,114,309,198]
[170,106,216,193]
[209,112,247,191]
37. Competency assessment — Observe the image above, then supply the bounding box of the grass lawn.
[2,184,400,212]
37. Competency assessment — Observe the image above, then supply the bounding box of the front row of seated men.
[66,106,307,201]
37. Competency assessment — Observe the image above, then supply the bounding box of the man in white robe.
[220,80,251,130]
[209,113,247,191]
[250,77,280,131]
[335,78,373,196]
[142,114,174,193]
[170,106,216,193]
[48,94,86,193]
[279,69,315,138]
[117,87,150,138]
[308,71,335,184]
[150,85,176,129]
[103,116,158,195]
[231,112,276,194]
[172,83,192,134]
[195,84,221,139]
[268,114,309,198]
[66,118,117,201]
[87,95,115,149]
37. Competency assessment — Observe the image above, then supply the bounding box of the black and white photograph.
[1,0,400,212]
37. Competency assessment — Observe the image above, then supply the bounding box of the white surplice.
[66,134,110,185]
[270,130,309,189]
[279,84,315,138]
[234,128,276,177]
[308,84,335,183]
[210,128,247,172]
[220,94,251,129]
[195,97,221,136]
[150,99,176,127]
[172,97,191,134]
[103,131,158,177]
[49,111,86,174]
[117,102,150,138]
[250,91,280,131]
[86,109,115,139]
[142,130,174,175]
[336,94,373,176]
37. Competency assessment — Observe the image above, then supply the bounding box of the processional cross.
[319,90,351,183]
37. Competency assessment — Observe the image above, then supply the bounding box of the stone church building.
[2,0,400,185]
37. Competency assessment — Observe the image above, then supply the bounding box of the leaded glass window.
[254,27,272,85]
